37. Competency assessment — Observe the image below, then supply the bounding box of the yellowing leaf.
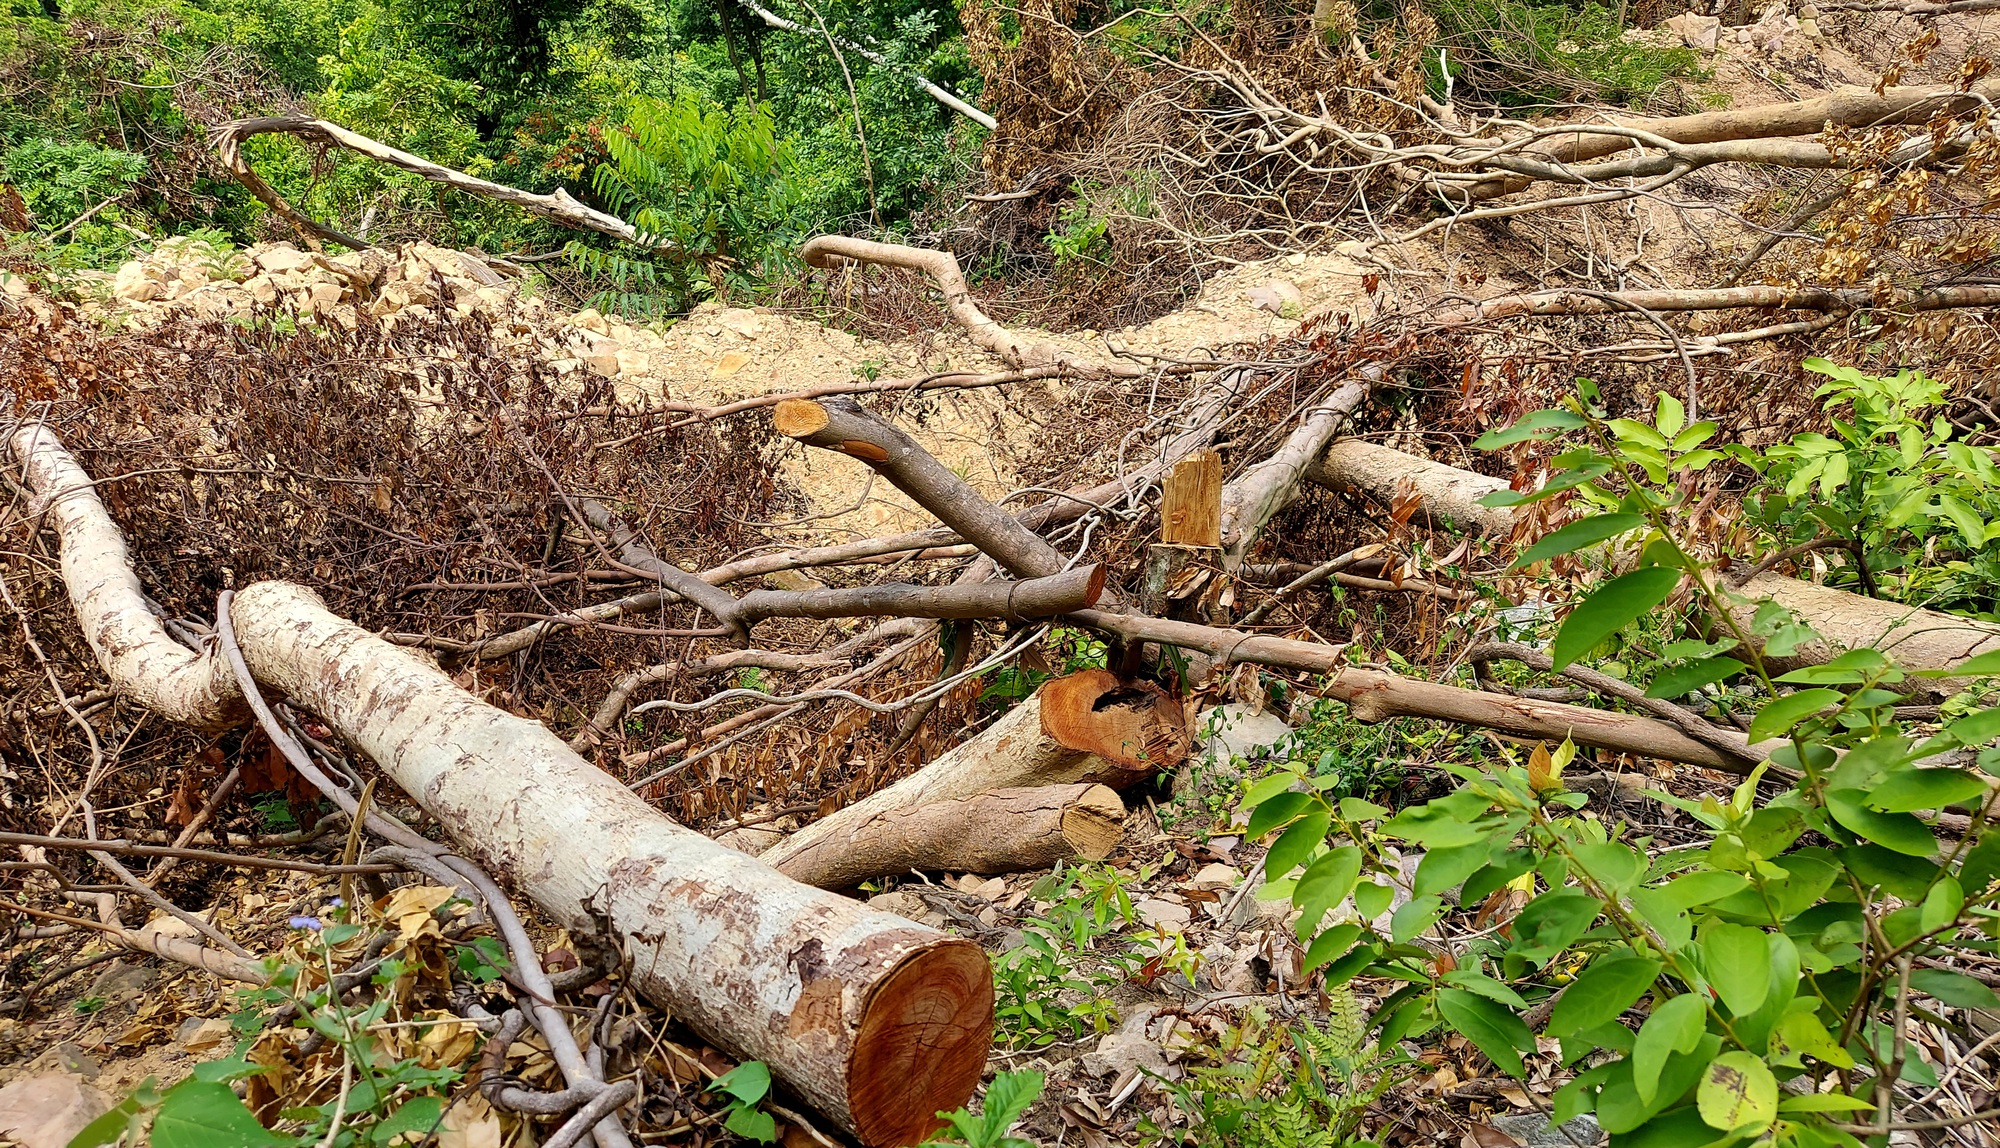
[1698,1051,1778,1133]
[379,884,457,942]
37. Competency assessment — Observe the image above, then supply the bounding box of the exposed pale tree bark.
[1304,438,1516,537]
[1727,572,2000,683]
[1217,374,1376,567]
[1462,82,2000,199]
[12,424,992,1146]
[798,237,1145,376]
[217,116,646,251]
[1429,283,2000,324]
[764,783,1126,889]
[758,671,1189,876]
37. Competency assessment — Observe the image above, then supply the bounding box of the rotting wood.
[763,783,1125,890]
[11,423,993,1147]
[758,670,1188,876]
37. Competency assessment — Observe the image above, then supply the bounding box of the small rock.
[1661,11,1721,49]
[965,876,1007,901]
[1246,279,1304,316]
[571,307,610,335]
[0,1074,110,1148]
[255,246,316,274]
[1080,1012,1167,1078]
[110,262,160,302]
[1199,703,1295,763]
[614,348,651,376]
[1488,1114,1604,1147]
[1191,863,1240,891]
[52,1041,99,1079]
[85,960,155,1005]
[867,891,926,920]
[1135,897,1192,932]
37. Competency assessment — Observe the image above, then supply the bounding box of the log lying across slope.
[11,423,991,1147]
[759,670,1186,876]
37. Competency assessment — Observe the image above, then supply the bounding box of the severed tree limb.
[1069,609,1761,772]
[1217,373,1377,567]
[799,236,1145,376]
[11,424,992,1146]
[217,116,646,251]
[758,671,1188,876]
[736,563,1103,625]
[579,499,748,638]
[765,784,1126,890]
[775,397,1075,580]
[1460,82,2000,200]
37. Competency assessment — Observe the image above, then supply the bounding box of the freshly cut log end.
[1060,784,1127,858]
[847,941,994,1146]
[1040,668,1191,774]
[774,398,833,437]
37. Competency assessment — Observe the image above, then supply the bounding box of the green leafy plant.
[924,1070,1044,1148]
[1741,358,2000,616]
[709,1061,779,1143]
[1229,372,2000,1147]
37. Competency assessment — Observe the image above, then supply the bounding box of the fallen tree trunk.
[1727,571,2000,682]
[758,670,1188,875]
[1429,283,2000,325]
[1464,82,2000,199]
[736,563,1105,625]
[1217,374,1375,567]
[12,424,991,1146]
[1304,439,1515,538]
[764,784,1126,890]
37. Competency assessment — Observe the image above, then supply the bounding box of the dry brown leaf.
[379,884,456,942]
[439,1092,503,1148]
[1462,1121,1524,1148]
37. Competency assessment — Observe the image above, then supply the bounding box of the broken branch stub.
[13,424,992,1147]
[757,670,1188,876]
[766,783,1126,890]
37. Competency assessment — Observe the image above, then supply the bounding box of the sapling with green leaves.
[1233,374,2000,1146]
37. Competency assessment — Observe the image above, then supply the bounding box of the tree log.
[764,784,1125,889]
[11,425,991,1146]
[1217,374,1375,567]
[1464,83,2000,199]
[758,671,1188,875]
[1067,610,1759,772]
[1304,439,1516,538]
[1727,572,2000,682]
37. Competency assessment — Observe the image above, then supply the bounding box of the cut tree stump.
[764,783,1126,889]
[12,424,992,1147]
[758,670,1187,876]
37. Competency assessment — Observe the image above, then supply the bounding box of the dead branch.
[775,396,1078,579]
[217,115,645,250]
[1305,438,1516,537]
[1430,283,2000,324]
[735,0,996,129]
[764,783,1125,890]
[737,563,1104,624]
[798,236,1145,376]
[1070,609,1762,772]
